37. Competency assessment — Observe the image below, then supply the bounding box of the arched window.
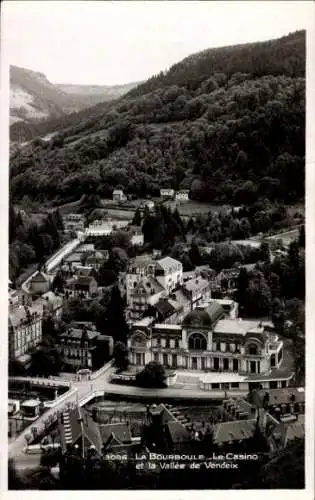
[131,332,146,347]
[188,333,207,351]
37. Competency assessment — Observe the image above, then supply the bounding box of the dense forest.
[9,204,64,282]
[10,31,305,207]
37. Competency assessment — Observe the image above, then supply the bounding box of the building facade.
[125,256,183,321]
[56,323,113,371]
[160,188,175,199]
[127,302,292,391]
[9,303,43,361]
[175,190,189,201]
[28,271,51,295]
[113,190,127,202]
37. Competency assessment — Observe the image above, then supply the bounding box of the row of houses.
[113,189,190,203]
[56,388,304,461]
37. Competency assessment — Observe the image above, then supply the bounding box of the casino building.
[127,302,294,392]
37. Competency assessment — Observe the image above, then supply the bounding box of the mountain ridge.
[10,31,305,208]
[10,64,140,128]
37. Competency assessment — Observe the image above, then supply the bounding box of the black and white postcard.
[1,1,314,497]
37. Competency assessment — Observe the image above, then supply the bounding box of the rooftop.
[99,423,132,444]
[153,324,182,331]
[154,298,176,318]
[61,328,99,341]
[183,302,224,328]
[64,252,83,263]
[21,399,40,407]
[132,317,155,328]
[214,319,264,336]
[9,305,41,328]
[166,421,191,444]
[30,270,50,282]
[262,387,305,406]
[213,419,257,444]
[183,277,209,294]
[156,256,182,273]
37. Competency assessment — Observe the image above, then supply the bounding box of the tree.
[113,341,129,372]
[235,267,249,309]
[132,208,142,226]
[108,247,129,274]
[106,286,128,343]
[189,242,202,267]
[42,315,58,340]
[52,270,66,292]
[29,344,62,377]
[271,298,285,335]
[135,361,166,388]
[243,272,272,317]
[259,241,270,263]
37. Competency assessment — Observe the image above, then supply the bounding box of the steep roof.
[154,298,176,318]
[59,407,103,455]
[166,421,191,444]
[99,423,132,444]
[204,302,225,324]
[272,418,305,447]
[30,271,50,283]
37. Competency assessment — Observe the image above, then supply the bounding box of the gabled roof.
[213,419,257,444]
[30,271,50,283]
[166,421,191,444]
[99,423,132,445]
[204,302,225,324]
[272,418,305,447]
[59,407,103,455]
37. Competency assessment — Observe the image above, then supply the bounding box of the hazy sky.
[2,1,313,85]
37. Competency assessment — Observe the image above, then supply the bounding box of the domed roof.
[182,309,212,328]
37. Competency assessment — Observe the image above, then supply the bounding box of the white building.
[160,188,175,199]
[9,303,43,361]
[175,190,189,201]
[85,219,129,238]
[125,256,183,321]
[128,302,293,392]
[131,233,144,246]
[113,190,127,202]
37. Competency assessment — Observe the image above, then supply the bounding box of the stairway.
[63,411,73,445]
